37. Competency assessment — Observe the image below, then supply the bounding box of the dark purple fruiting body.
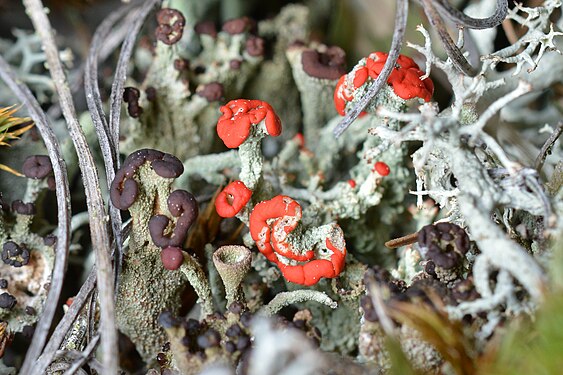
[425,260,438,278]
[229,59,242,70]
[11,200,36,215]
[158,311,179,328]
[222,17,255,35]
[2,241,30,267]
[155,8,185,45]
[149,190,198,248]
[228,301,244,314]
[149,215,171,248]
[225,341,236,353]
[245,37,264,57]
[226,324,242,338]
[146,87,157,102]
[25,306,36,315]
[160,246,184,270]
[194,20,217,38]
[183,318,201,334]
[123,87,140,102]
[417,223,470,269]
[196,82,224,102]
[110,171,139,210]
[173,58,189,71]
[123,87,143,118]
[43,234,57,246]
[110,149,185,210]
[301,47,347,80]
[240,311,253,327]
[47,176,56,190]
[22,155,53,179]
[0,292,17,309]
[156,352,168,366]
[197,328,221,348]
[151,154,184,178]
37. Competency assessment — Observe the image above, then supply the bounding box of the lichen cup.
[212,245,252,307]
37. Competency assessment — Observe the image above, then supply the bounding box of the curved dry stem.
[43,0,132,120]
[0,55,72,375]
[33,270,96,373]
[86,4,132,168]
[421,0,478,76]
[61,334,100,375]
[37,223,131,373]
[85,1,140,294]
[23,0,118,372]
[432,0,508,30]
[108,0,161,159]
[364,269,395,335]
[333,0,409,137]
[535,121,563,172]
[524,172,554,227]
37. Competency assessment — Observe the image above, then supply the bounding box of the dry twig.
[23,0,118,372]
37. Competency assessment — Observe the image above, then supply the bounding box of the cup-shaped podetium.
[212,245,252,306]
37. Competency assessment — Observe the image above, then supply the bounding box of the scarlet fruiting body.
[215,180,253,218]
[278,238,346,286]
[374,161,390,176]
[249,195,312,262]
[293,133,305,149]
[334,52,434,115]
[334,76,355,117]
[249,195,347,286]
[216,99,282,148]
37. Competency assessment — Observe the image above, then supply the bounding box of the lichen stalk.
[238,137,263,191]
[286,46,342,148]
[261,290,337,316]
[179,252,214,317]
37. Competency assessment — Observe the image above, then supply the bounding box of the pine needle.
[387,295,477,375]
[0,104,34,141]
[0,104,35,175]
[0,164,24,177]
